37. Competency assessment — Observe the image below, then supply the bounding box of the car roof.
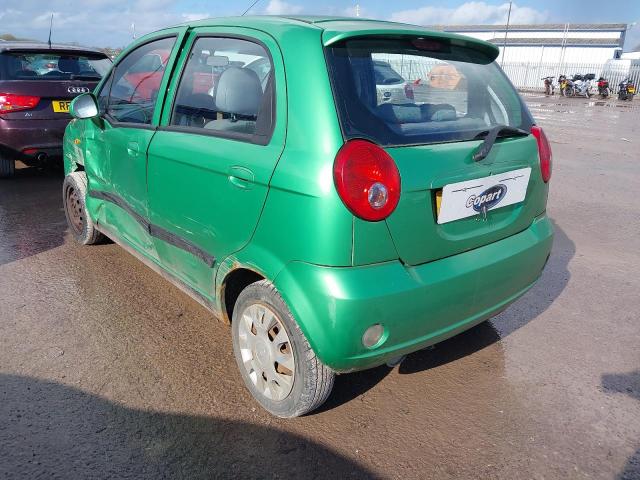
[0,42,107,57]
[116,16,497,64]
[166,16,498,59]
[177,15,464,34]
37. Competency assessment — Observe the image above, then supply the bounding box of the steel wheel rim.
[237,303,295,401]
[65,186,84,235]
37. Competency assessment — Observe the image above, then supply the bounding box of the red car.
[0,42,111,178]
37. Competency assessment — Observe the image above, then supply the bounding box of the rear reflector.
[0,93,40,113]
[531,125,552,183]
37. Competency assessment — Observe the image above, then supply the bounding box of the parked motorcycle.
[558,74,569,96]
[618,78,636,101]
[565,74,594,98]
[542,76,555,95]
[597,77,610,98]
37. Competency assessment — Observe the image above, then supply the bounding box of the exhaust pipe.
[36,152,48,162]
[386,354,407,368]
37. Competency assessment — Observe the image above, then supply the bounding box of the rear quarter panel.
[217,24,353,287]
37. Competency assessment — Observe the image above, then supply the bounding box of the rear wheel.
[231,280,335,418]
[62,172,105,245]
[0,154,15,179]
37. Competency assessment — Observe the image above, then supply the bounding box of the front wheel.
[62,172,105,245]
[0,154,15,179]
[231,280,335,418]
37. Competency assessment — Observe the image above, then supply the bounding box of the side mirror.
[69,93,98,119]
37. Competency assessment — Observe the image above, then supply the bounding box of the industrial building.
[429,23,628,64]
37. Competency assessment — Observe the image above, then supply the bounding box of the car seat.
[57,57,80,74]
[205,67,262,135]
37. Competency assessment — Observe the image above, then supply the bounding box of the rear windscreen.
[0,51,111,81]
[326,37,533,146]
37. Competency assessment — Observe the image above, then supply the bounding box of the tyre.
[231,280,335,418]
[62,171,105,245]
[0,154,15,179]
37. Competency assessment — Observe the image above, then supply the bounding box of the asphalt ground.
[1,94,639,479]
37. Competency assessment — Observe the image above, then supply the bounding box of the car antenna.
[241,0,262,16]
[47,13,54,48]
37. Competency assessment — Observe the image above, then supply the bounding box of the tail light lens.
[404,83,414,100]
[0,93,40,112]
[531,125,552,183]
[333,139,401,221]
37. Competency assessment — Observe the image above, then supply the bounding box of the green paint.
[64,16,553,372]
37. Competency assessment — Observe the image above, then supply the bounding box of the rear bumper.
[0,117,70,159]
[274,213,554,372]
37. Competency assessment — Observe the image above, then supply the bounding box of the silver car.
[374,60,414,104]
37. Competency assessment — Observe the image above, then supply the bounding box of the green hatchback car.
[62,16,553,417]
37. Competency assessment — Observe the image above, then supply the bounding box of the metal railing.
[501,61,640,92]
[378,54,640,94]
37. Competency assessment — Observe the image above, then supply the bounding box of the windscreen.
[326,37,533,146]
[0,51,111,80]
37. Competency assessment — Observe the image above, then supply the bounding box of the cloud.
[181,13,210,22]
[390,2,549,26]
[264,0,303,15]
[0,0,211,47]
[341,5,368,18]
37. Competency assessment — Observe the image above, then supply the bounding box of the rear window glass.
[0,51,110,81]
[326,37,533,147]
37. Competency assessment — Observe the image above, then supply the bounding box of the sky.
[1,0,639,50]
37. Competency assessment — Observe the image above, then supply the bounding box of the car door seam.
[88,189,215,267]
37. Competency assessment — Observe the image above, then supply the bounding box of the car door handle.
[228,166,254,189]
[127,142,140,157]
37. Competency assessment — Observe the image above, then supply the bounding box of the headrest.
[376,104,425,124]
[376,103,457,123]
[215,67,262,116]
[423,104,456,121]
[58,57,79,74]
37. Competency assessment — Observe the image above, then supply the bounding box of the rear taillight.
[404,83,414,100]
[531,125,552,183]
[333,139,401,221]
[0,93,40,113]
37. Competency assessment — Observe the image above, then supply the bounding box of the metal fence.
[501,61,640,92]
[379,54,640,95]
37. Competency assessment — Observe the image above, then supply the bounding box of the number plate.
[52,100,71,113]
[437,167,532,224]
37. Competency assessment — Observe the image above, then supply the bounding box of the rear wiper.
[472,125,529,162]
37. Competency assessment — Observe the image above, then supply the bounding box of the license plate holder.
[52,100,71,113]
[437,167,532,224]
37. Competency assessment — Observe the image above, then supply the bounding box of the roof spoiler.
[322,26,499,64]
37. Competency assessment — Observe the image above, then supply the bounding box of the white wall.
[460,30,621,40]
[496,45,618,64]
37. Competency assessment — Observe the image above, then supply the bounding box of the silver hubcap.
[238,303,295,401]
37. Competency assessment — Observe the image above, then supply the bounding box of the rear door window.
[0,51,110,80]
[326,37,533,147]
[170,36,273,139]
[105,37,175,125]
